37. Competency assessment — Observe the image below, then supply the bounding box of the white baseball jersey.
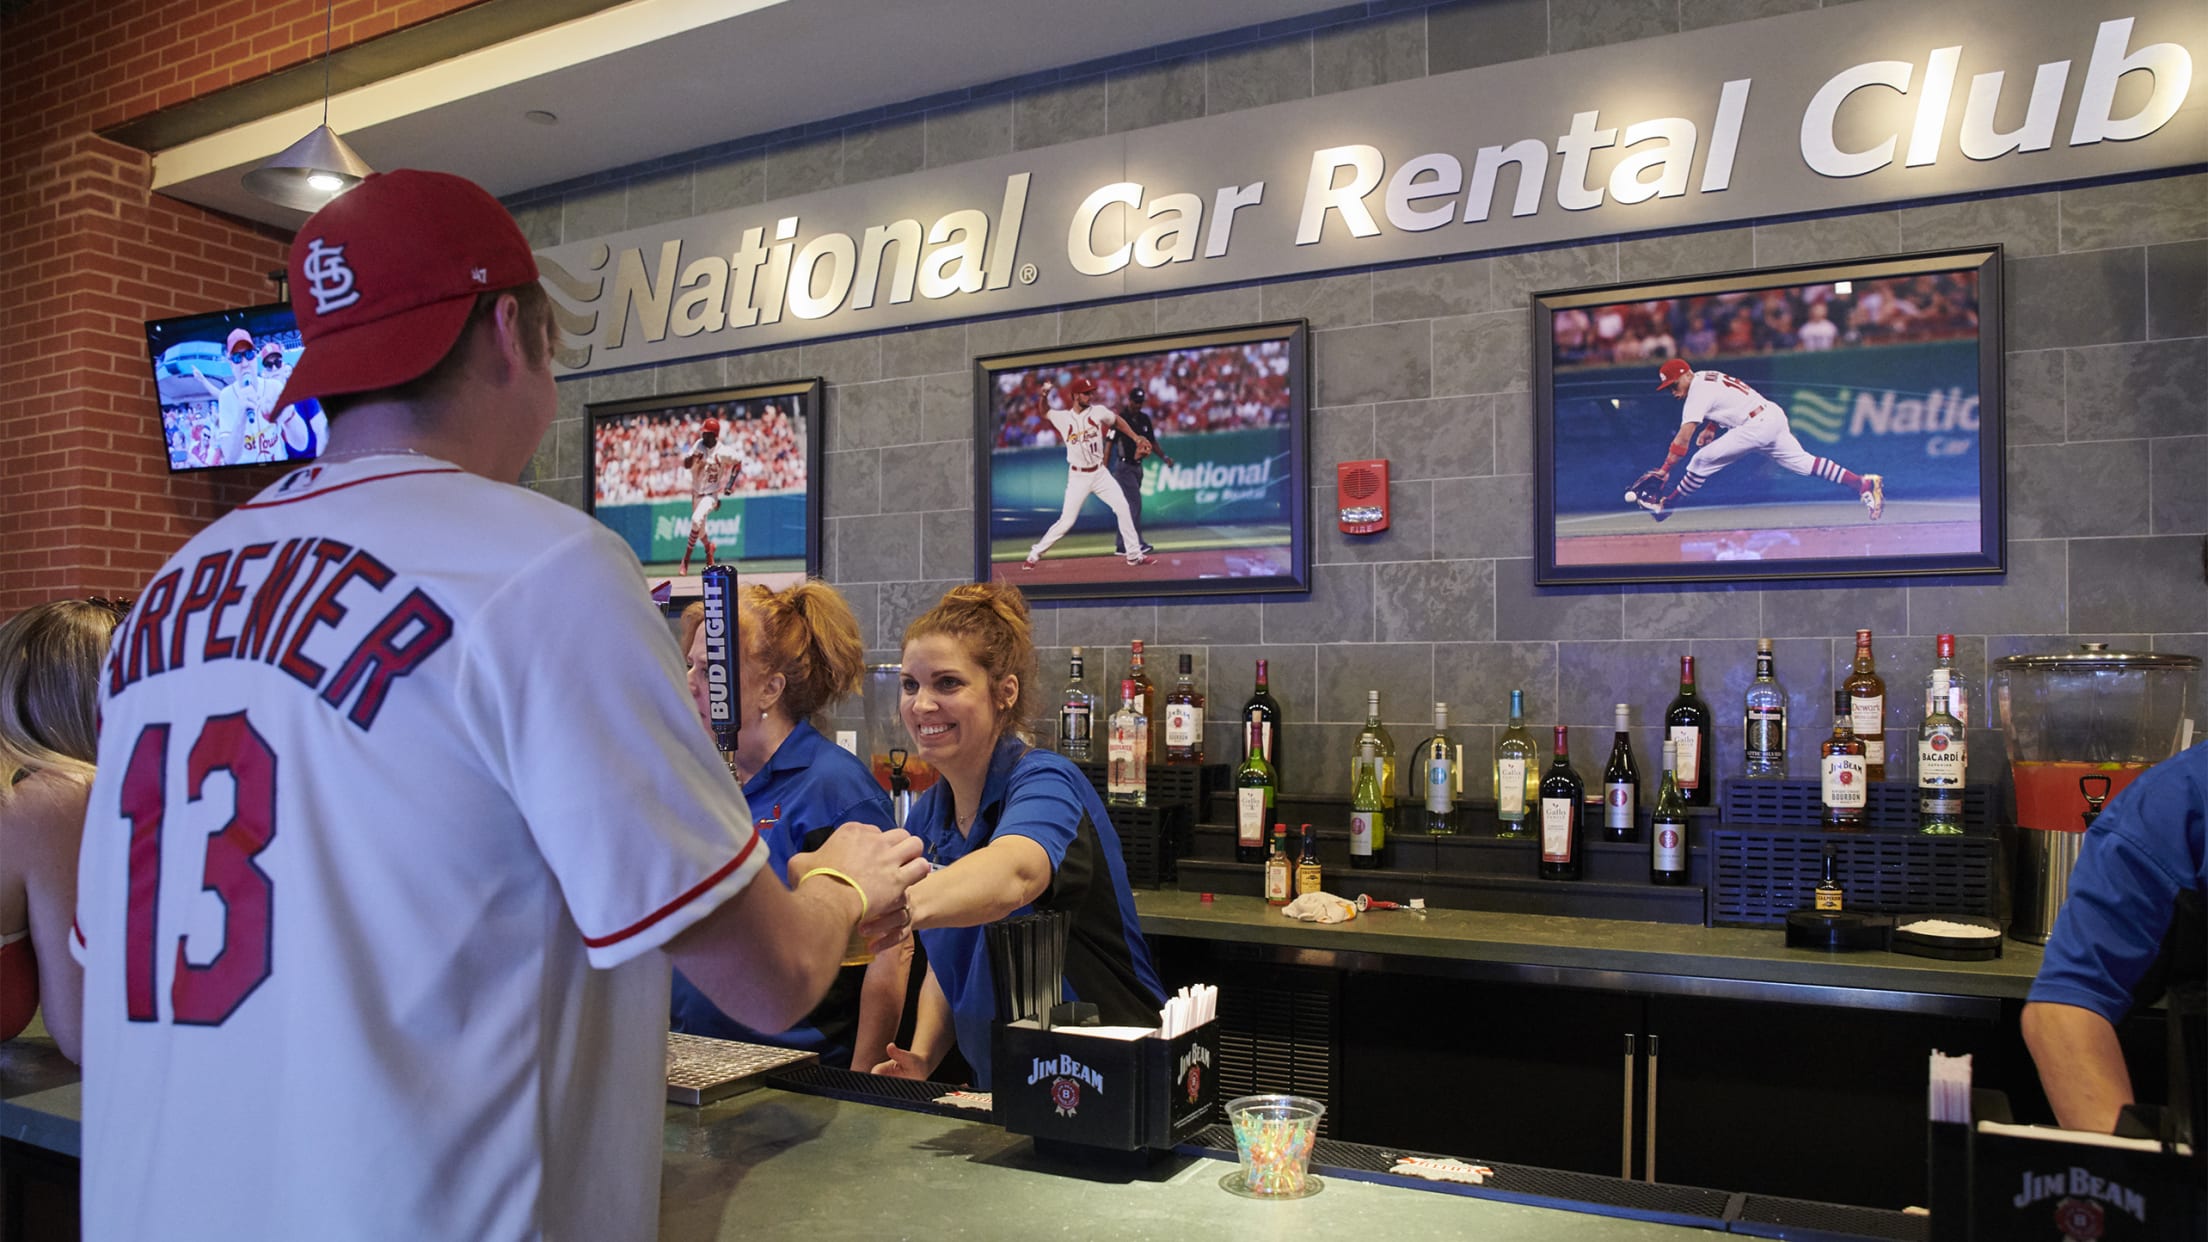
[1677,370,1774,431]
[75,454,765,1242]
[1045,405,1116,471]
[686,438,741,500]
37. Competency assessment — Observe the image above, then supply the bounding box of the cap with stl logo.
[273,169,539,415]
[1655,358,1694,388]
[1068,378,1097,395]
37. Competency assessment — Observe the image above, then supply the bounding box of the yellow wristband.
[799,866,869,925]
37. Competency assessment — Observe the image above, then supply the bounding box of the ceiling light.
[243,1,374,211]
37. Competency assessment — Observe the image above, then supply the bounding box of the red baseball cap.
[273,169,539,415]
[1655,358,1693,387]
[225,328,255,357]
[1068,378,1097,395]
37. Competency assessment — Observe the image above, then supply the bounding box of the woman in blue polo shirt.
[670,580,899,1068]
[866,583,1163,1090]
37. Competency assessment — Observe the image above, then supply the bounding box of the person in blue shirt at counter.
[2022,739,2208,1133]
[671,580,906,1069]
[864,582,1164,1090]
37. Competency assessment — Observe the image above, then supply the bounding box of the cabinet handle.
[1620,1033,1636,1180]
[1644,1034,1661,1183]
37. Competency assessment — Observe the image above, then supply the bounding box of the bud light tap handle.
[700,565,740,753]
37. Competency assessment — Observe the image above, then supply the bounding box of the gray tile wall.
[516,1,2208,799]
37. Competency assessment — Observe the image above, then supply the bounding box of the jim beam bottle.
[1820,690,1868,830]
[1164,653,1205,764]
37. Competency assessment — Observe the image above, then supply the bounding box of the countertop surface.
[1134,889,2043,1000]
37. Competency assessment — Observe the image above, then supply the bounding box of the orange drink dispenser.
[1993,644,2197,944]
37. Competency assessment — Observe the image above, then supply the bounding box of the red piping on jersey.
[237,467,463,508]
[583,830,762,949]
[73,919,86,948]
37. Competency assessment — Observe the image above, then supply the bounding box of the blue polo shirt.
[669,720,896,1062]
[2029,743,2208,1024]
[912,734,1164,1090]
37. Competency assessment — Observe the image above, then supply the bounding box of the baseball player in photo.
[1632,357,1884,521]
[1023,377,1158,570]
[72,170,926,1242]
[679,415,740,573]
[197,328,282,464]
[1108,384,1174,557]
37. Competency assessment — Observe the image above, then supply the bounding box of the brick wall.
[0,0,484,614]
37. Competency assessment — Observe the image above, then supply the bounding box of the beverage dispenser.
[862,663,938,808]
[1994,645,2198,944]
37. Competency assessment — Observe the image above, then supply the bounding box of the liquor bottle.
[1264,824,1292,906]
[1814,852,1844,911]
[1650,739,1688,885]
[1128,640,1162,765]
[1296,823,1323,896]
[1244,659,1283,786]
[1351,690,1398,811]
[1924,633,1968,769]
[1819,689,1868,830]
[1350,740,1388,870]
[1666,655,1714,806]
[1107,678,1147,807]
[1602,703,1640,843]
[1234,716,1274,864]
[1165,653,1205,764]
[1417,702,1461,836]
[1494,689,1536,838]
[1918,667,1966,835]
[1538,726,1584,880]
[1843,629,1887,781]
[1057,647,1094,760]
[1743,638,1787,779]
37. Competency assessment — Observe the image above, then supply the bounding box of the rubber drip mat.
[1732,1194,1930,1241]
[766,1062,983,1119]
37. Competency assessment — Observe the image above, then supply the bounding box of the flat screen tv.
[1532,246,2004,585]
[586,378,825,594]
[974,320,1312,601]
[144,302,326,472]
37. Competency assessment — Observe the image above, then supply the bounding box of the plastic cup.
[1225,1094,1325,1197]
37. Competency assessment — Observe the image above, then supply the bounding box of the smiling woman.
[863,582,1164,1090]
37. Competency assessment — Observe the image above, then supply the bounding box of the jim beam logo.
[1026,1055,1104,1118]
[2012,1167,2149,1238]
[1177,1042,1213,1105]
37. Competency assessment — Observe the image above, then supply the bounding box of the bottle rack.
[1073,759,1218,889]
[1707,829,1999,927]
[1720,777,1996,835]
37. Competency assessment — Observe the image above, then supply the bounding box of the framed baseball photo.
[974,320,1312,601]
[1533,246,2005,586]
[585,378,824,594]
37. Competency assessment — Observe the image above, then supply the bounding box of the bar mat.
[666,1033,817,1106]
[1732,1193,1930,1242]
[765,1061,985,1120]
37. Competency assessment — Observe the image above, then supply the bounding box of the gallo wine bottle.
[1666,655,1714,806]
[1538,726,1584,880]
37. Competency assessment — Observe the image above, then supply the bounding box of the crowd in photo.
[594,402,806,504]
[993,340,1293,449]
[1553,272,1982,368]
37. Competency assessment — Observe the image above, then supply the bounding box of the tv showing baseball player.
[1533,247,2005,586]
[143,302,328,472]
[974,320,1312,601]
[585,378,823,595]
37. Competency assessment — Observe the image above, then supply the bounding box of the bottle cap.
[1179,653,1193,673]
[1756,637,1772,653]
[1834,689,1850,713]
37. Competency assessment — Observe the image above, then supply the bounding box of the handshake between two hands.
[792,823,931,953]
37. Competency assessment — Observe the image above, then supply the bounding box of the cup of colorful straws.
[1224,1094,1326,1198]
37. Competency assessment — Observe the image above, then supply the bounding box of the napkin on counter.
[1280,892,1358,924]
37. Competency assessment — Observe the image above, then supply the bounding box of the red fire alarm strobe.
[1338,458,1389,534]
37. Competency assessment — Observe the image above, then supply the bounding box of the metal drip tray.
[666,1033,817,1106]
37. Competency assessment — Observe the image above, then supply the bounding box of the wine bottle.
[1165,653,1205,764]
[1742,637,1786,779]
[1650,739,1687,885]
[1918,667,1965,835]
[1107,678,1147,807]
[1264,824,1292,906]
[1296,823,1323,896]
[1602,703,1639,843]
[1057,647,1093,760]
[1494,688,1536,839]
[1538,726,1584,880]
[1418,702,1460,836]
[1820,689,1868,830]
[1843,629,1887,781]
[1666,655,1714,806]
[1350,740,1388,870]
[1351,690,1398,811]
[1244,659,1283,786]
[1234,715,1274,863]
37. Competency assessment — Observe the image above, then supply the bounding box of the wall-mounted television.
[974,320,1312,601]
[1532,246,2004,585]
[144,302,325,472]
[586,378,824,594]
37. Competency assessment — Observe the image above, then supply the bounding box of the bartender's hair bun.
[742,580,867,722]
[904,582,1038,741]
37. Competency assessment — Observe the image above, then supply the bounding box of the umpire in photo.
[1110,385,1169,556]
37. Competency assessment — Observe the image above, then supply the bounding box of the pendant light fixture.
[243,0,374,211]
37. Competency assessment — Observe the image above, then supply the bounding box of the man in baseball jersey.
[1635,357,1884,521]
[1023,377,1157,570]
[679,415,740,573]
[73,170,927,1242]
[197,328,284,464]
[1108,385,1173,557]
